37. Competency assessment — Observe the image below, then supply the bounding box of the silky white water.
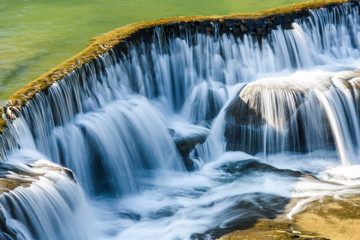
[1,2,360,239]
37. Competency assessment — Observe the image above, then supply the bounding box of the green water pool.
[0,0,306,102]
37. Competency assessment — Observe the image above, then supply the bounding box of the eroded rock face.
[225,70,360,155]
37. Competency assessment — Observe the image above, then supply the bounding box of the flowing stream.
[1,2,360,240]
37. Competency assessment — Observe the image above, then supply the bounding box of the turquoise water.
[0,0,305,101]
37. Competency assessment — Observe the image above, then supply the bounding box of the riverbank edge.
[0,0,352,132]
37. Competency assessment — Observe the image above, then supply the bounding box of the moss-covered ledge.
[0,0,352,132]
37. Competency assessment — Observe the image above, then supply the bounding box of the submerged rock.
[220,159,302,178]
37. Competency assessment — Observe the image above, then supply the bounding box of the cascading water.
[0,153,96,240]
[225,70,360,162]
[1,2,360,239]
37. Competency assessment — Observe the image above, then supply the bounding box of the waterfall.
[225,70,360,164]
[0,157,96,240]
[1,1,360,239]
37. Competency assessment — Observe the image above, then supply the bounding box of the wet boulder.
[224,70,360,155]
[170,125,209,171]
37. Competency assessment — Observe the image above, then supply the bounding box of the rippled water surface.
[0,0,305,101]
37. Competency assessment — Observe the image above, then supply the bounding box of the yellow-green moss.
[0,0,350,132]
[218,219,329,240]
